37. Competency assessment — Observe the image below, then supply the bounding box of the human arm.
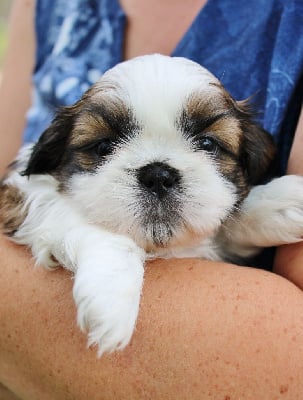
[1,234,303,400]
[0,0,35,175]
[273,107,303,288]
[0,1,36,396]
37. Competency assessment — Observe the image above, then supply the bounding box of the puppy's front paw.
[243,175,303,246]
[73,241,145,356]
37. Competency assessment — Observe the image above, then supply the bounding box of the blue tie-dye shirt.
[25,0,303,175]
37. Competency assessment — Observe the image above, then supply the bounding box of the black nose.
[138,162,181,198]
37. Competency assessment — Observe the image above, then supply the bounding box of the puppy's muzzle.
[137,162,181,199]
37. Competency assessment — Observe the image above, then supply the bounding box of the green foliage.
[0,21,8,66]
[0,0,10,67]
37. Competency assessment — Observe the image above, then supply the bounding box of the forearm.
[0,384,19,400]
[0,0,35,175]
[273,107,303,288]
[274,242,303,289]
[1,235,303,399]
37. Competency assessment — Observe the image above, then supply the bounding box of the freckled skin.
[1,235,303,399]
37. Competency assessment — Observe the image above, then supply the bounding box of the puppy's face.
[24,55,275,253]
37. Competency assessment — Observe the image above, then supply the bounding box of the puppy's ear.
[23,106,76,176]
[237,101,277,185]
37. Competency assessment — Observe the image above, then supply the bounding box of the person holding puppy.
[0,0,303,399]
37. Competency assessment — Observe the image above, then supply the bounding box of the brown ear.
[235,101,277,185]
[241,121,277,185]
[22,106,76,176]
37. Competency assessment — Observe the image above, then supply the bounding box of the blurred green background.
[0,0,11,68]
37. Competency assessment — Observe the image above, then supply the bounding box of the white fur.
[5,167,145,356]
[3,55,303,355]
[221,175,303,259]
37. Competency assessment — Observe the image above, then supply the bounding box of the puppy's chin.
[140,223,174,251]
[140,224,211,255]
[133,199,226,253]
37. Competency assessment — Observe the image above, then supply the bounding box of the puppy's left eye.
[94,138,113,157]
[195,135,219,154]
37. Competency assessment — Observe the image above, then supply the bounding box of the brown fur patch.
[186,87,235,117]
[69,86,133,147]
[0,184,27,236]
[184,91,243,156]
[181,88,275,201]
[182,90,244,166]
[58,99,138,177]
[206,117,241,155]
[70,112,112,147]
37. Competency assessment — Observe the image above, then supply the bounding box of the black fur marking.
[22,98,140,181]
[22,106,76,176]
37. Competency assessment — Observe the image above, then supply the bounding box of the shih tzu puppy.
[1,54,303,355]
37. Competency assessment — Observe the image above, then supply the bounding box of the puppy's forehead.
[90,55,225,122]
[102,54,219,90]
